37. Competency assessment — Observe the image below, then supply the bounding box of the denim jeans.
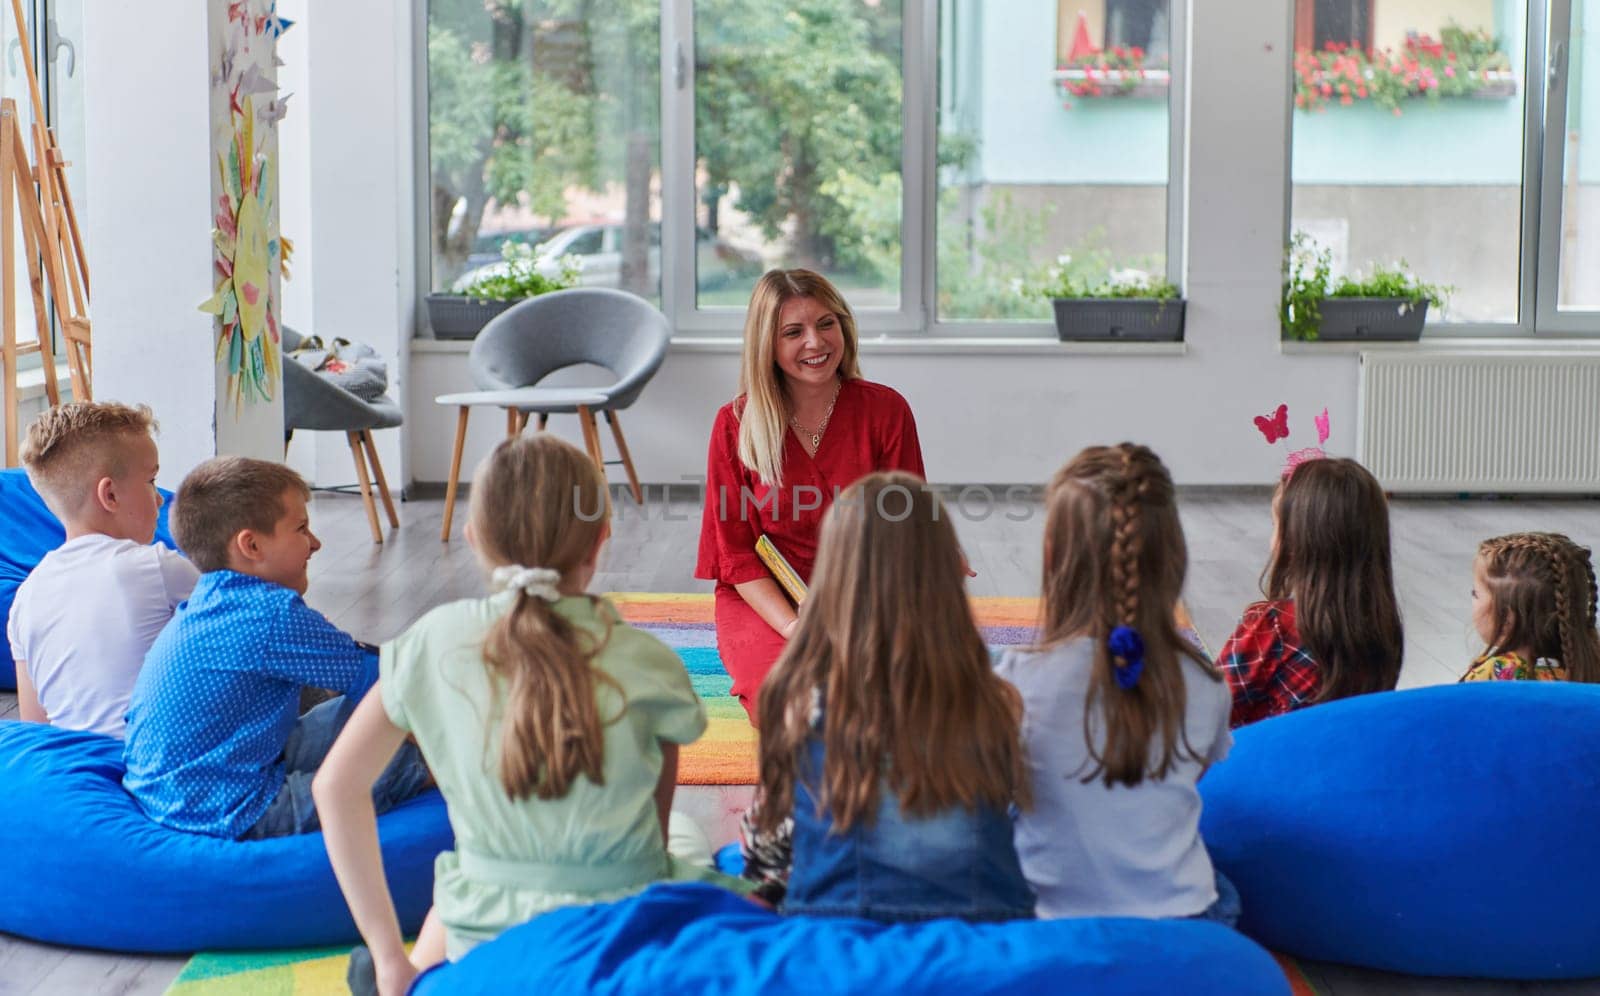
[241,695,431,840]
[1189,869,1242,928]
[780,738,1036,923]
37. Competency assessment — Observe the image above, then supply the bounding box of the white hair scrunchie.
[491,565,563,603]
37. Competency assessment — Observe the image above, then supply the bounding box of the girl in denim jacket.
[749,471,1035,923]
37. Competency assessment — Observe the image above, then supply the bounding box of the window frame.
[922,0,1188,338]
[1283,0,1600,338]
[418,0,1189,341]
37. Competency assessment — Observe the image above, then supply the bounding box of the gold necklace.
[790,380,842,451]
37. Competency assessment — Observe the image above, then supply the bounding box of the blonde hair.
[755,471,1029,834]
[21,401,157,519]
[469,433,619,800]
[735,269,863,487]
[172,457,309,572]
[1037,443,1217,788]
[1477,532,1600,682]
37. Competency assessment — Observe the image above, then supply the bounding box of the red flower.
[1340,94,1353,105]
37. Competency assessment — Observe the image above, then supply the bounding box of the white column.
[303,0,415,490]
[85,0,287,485]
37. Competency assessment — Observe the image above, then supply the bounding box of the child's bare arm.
[311,687,417,996]
[654,740,679,846]
[13,662,46,724]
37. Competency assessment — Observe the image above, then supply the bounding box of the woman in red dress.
[696,269,925,723]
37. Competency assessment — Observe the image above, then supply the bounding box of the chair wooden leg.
[505,407,520,439]
[577,405,605,478]
[605,410,643,505]
[346,431,383,545]
[442,406,470,542]
[361,429,400,528]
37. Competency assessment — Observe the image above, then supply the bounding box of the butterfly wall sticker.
[1254,403,1330,477]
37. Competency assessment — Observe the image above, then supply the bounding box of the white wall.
[84,2,218,488]
[409,0,1359,487]
[298,0,414,491]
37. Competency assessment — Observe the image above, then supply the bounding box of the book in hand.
[756,534,808,605]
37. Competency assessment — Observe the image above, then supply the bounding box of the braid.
[1107,445,1145,630]
[1481,532,1600,678]
[1545,537,1578,671]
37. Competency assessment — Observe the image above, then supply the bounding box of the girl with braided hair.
[1465,532,1600,683]
[1220,458,1404,727]
[995,444,1237,923]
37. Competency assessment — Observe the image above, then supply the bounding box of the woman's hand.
[781,616,800,639]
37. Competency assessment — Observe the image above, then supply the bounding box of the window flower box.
[1050,297,1185,342]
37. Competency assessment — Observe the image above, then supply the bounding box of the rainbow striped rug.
[611,593,1062,786]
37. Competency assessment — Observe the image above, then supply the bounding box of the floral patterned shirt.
[1460,652,1567,683]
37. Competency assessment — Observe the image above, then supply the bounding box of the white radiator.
[1357,351,1600,493]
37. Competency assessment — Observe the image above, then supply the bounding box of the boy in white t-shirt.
[6,402,198,737]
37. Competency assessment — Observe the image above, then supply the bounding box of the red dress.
[695,379,926,723]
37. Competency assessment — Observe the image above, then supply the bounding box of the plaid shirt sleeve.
[1220,601,1320,728]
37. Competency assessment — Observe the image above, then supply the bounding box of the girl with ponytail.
[314,435,740,995]
[1466,532,1600,683]
[995,443,1237,923]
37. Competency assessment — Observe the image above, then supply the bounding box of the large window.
[424,0,1183,335]
[936,0,1181,322]
[692,0,903,309]
[1290,0,1529,325]
[426,1,662,301]
[421,1,1593,338]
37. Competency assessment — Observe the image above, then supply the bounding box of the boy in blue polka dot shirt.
[123,457,430,839]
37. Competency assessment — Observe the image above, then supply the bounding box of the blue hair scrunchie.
[1109,625,1145,690]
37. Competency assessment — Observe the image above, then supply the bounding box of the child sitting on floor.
[314,435,742,996]
[1464,532,1600,683]
[122,457,430,839]
[750,471,1035,924]
[7,402,197,737]
[995,443,1236,924]
[1220,457,1404,727]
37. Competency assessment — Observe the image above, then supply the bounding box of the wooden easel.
[1,0,93,465]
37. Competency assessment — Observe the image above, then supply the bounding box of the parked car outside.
[452,222,762,293]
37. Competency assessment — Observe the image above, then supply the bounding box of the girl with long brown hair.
[751,471,1035,923]
[1220,457,1404,727]
[996,444,1236,923]
[314,435,739,995]
[1465,532,1600,683]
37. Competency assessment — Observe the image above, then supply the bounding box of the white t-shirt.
[6,534,199,738]
[994,637,1233,919]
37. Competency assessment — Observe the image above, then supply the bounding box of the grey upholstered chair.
[435,288,671,540]
[281,327,402,544]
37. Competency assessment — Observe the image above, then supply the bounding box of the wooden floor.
[3,487,1599,995]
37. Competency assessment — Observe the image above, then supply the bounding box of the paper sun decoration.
[199,4,294,409]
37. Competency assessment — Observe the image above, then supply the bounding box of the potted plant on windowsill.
[1035,267,1185,342]
[425,244,580,340]
[1281,234,1446,342]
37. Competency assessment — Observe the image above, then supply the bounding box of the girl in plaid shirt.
[1221,459,1403,728]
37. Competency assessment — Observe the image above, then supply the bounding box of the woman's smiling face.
[773,295,844,388]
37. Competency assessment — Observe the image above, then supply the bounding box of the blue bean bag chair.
[1200,682,1600,980]
[411,882,1289,996]
[0,720,452,952]
[0,468,180,691]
